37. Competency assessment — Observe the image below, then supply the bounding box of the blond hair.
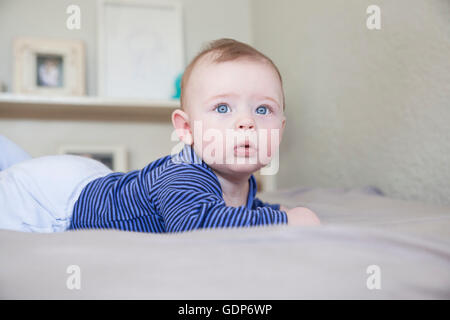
[180,38,285,110]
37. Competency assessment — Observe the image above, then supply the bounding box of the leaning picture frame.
[58,145,128,172]
[97,0,185,99]
[13,37,85,96]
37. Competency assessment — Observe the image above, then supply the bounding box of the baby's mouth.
[234,141,257,157]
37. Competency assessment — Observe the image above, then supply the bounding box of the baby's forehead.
[183,52,284,111]
[193,53,269,74]
[188,55,281,93]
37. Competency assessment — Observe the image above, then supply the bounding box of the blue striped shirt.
[69,144,287,233]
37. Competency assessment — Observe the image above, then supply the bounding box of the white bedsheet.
[0,187,449,299]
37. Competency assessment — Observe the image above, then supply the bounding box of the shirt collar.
[171,143,205,166]
[247,174,258,209]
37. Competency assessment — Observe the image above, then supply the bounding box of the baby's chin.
[206,161,265,177]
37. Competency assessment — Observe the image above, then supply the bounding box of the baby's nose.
[235,118,255,130]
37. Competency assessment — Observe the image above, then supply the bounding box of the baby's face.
[184,57,285,176]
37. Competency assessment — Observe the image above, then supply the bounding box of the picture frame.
[97,0,185,99]
[58,145,128,172]
[13,37,85,96]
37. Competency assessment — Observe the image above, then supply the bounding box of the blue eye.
[256,105,270,115]
[215,104,230,113]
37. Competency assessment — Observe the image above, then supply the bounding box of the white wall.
[0,0,253,95]
[252,0,450,205]
[2,0,449,206]
[0,0,252,170]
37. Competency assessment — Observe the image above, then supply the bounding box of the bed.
[0,186,449,299]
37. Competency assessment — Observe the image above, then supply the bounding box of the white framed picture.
[59,145,128,172]
[97,0,185,99]
[13,37,85,96]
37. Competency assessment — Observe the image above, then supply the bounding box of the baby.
[0,38,320,233]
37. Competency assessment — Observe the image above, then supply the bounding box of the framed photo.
[59,145,128,172]
[13,37,85,96]
[97,0,184,99]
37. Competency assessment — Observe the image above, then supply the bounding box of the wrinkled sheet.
[0,186,449,299]
[259,186,450,242]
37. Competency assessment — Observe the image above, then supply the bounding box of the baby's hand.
[286,207,321,226]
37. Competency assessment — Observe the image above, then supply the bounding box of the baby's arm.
[157,172,287,232]
[252,197,281,210]
[253,198,320,226]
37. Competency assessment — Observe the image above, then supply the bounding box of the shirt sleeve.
[156,168,288,232]
[252,197,281,211]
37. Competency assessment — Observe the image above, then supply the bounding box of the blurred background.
[0,0,449,206]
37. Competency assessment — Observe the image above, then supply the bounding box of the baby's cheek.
[259,127,282,158]
[197,127,228,164]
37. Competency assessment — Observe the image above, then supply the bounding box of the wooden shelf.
[0,94,179,122]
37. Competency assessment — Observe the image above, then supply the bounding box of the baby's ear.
[171,109,193,145]
[279,116,286,141]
